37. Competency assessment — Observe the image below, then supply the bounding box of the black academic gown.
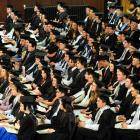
[18,113,36,140]
[74,109,115,140]
[36,110,75,140]
[69,69,86,95]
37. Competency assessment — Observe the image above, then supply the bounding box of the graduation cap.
[130,16,139,24]
[117,65,130,76]
[132,51,140,60]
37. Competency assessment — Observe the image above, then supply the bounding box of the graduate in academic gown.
[74,93,115,140]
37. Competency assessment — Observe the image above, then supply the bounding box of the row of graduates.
[1,62,140,140]
[0,3,140,67]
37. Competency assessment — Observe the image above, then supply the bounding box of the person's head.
[109,6,116,13]
[135,93,140,105]
[68,55,76,68]
[89,82,98,103]
[117,32,125,42]
[41,68,50,80]
[85,69,94,84]
[131,83,140,97]
[89,9,96,19]
[0,68,9,80]
[85,6,91,16]
[10,83,19,96]
[10,11,16,20]
[78,23,85,32]
[52,77,57,87]
[60,96,72,112]
[71,21,78,31]
[123,14,130,23]
[35,57,41,65]
[14,27,21,36]
[132,51,140,67]
[57,39,66,50]
[125,75,136,89]
[129,2,136,10]
[37,61,43,71]
[117,66,128,81]
[116,6,123,15]
[130,17,139,31]
[81,30,87,38]
[27,38,36,52]
[88,37,94,46]
[6,4,13,14]
[57,2,65,11]
[64,52,70,62]
[19,102,32,113]
[97,94,109,108]
[34,4,41,13]
[123,38,130,48]
[109,61,116,73]
[56,85,66,98]
[98,55,109,68]
[91,81,98,92]
[107,24,115,35]
[76,57,87,69]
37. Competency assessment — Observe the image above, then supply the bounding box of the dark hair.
[28,38,37,47]
[42,67,50,79]
[7,4,13,10]
[77,56,87,67]
[61,96,73,112]
[98,92,110,105]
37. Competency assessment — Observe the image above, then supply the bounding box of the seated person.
[114,83,140,140]
[74,93,115,140]
[36,96,75,140]
[0,97,36,140]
